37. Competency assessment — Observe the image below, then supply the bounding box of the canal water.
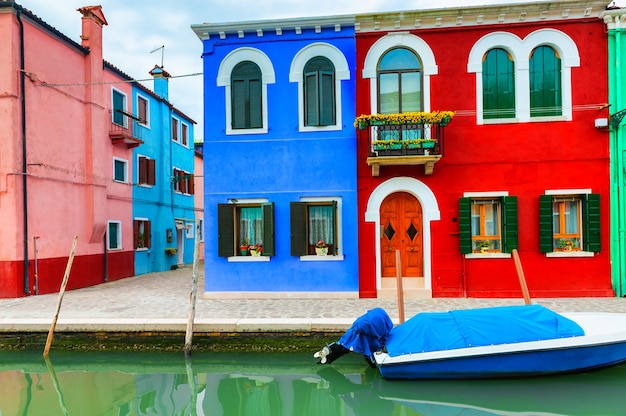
[1,350,625,415]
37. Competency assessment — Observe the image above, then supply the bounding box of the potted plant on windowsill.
[560,239,575,251]
[315,240,328,256]
[477,240,491,254]
[239,240,249,256]
[249,244,263,257]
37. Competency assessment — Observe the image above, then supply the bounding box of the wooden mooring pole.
[43,235,78,357]
[512,249,532,305]
[184,222,202,357]
[395,250,405,324]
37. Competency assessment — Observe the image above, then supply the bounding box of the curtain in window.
[308,205,334,245]
[239,207,263,245]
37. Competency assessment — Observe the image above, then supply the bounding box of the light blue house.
[131,66,198,274]
[192,17,358,297]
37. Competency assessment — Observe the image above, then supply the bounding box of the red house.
[354,1,614,298]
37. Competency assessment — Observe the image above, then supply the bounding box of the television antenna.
[150,45,165,67]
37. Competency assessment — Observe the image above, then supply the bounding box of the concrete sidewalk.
[1,266,625,335]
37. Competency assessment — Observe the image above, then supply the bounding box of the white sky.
[15,0,619,141]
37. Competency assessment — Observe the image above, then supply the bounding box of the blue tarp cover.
[338,307,393,356]
[385,305,585,357]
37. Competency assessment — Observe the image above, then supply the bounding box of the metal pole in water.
[43,235,78,357]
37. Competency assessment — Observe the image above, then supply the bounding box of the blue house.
[192,17,358,297]
[131,67,198,274]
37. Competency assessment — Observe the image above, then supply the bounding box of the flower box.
[315,247,328,256]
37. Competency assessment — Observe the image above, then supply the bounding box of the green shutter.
[459,197,472,254]
[231,79,246,129]
[320,71,335,126]
[304,72,319,126]
[483,48,515,119]
[262,203,275,256]
[249,78,262,128]
[539,195,554,253]
[331,200,337,254]
[530,46,562,117]
[502,196,518,253]
[583,193,601,252]
[217,204,235,257]
[290,202,307,256]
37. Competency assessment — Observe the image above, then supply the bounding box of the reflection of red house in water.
[355,1,614,298]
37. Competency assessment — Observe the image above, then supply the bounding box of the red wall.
[356,20,614,298]
[0,252,133,298]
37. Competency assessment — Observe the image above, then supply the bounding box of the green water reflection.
[1,350,625,415]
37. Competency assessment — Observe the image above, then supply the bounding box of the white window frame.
[172,116,180,143]
[113,157,128,183]
[136,94,150,128]
[467,29,579,125]
[181,122,190,147]
[227,198,270,263]
[362,32,438,115]
[217,47,275,135]
[136,153,153,187]
[107,220,122,250]
[289,43,350,132]
[186,223,194,239]
[463,191,511,259]
[299,196,344,262]
[544,188,594,258]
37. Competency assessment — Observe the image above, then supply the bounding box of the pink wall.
[0,7,134,297]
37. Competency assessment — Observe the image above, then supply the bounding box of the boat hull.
[375,312,626,380]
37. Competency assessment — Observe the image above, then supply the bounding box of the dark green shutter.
[331,200,337,254]
[290,202,307,256]
[483,48,515,119]
[502,196,518,253]
[304,72,319,126]
[319,71,335,126]
[262,203,275,256]
[217,204,235,257]
[539,195,554,253]
[583,193,601,252]
[459,197,472,254]
[231,79,246,129]
[530,46,561,117]
[249,78,262,128]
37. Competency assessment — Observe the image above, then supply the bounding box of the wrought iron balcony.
[109,110,143,149]
[356,112,453,176]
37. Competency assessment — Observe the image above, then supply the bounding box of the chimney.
[149,65,171,101]
[77,6,107,52]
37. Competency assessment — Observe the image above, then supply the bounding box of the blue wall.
[201,25,358,293]
[132,83,196,274]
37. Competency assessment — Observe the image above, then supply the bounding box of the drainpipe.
[17,9,30,294]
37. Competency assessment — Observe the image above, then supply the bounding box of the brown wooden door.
[380,192,423,277]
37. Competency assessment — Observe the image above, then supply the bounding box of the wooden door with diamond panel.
[380,192,423,277]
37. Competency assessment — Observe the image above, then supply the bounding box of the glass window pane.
[564,200,579,234]
[379,73,399,114]
[484,203,498,236]
[308,205,334,245]
[471,205,480,237]
[379,48,421,70]
[401,72,421,112]
[109,222,119,249]
[239,206,263,245]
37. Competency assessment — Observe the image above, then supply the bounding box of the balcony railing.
[109,110,143,149]
[356,112,453,176]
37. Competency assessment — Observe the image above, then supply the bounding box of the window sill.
[481,117,519,125]
[465,253,511,259]
[135,247,149,251]
[546,251,594,258]
[299,124,342,133]
[228,256,270,262]
[226,127,268,135]
[300,254,344,262]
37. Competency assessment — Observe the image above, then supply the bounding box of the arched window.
[482,48,515,119]
[304,57,335,126]
[231,61,262,129]
[530,46,562,117]
[377,48,422,114]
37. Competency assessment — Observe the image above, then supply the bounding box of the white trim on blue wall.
[217,47,276,135]
[289,42,350,132]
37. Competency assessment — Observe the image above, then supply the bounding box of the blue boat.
[373,304,626,380]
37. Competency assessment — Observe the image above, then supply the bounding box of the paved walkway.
[1,266,625,334]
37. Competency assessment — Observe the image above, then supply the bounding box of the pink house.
[0,4,136,297]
